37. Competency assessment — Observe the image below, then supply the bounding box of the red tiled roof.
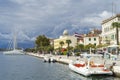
[86,34,98,37]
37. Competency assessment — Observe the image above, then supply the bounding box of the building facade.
[101,14,120,45]
[54,30,77,49]
[83,29,101,46]
[84,35,100,46]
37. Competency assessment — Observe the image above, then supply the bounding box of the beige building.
[101,14,120,45]
[54,30,77,49]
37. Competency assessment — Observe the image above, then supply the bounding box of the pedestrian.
[67,52,69,58]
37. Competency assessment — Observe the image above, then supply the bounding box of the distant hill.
[0,40,35,49]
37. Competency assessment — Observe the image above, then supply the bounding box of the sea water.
[0,53,119,80]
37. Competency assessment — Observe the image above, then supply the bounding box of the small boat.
[44,56,56,63]
[69,54,113,76]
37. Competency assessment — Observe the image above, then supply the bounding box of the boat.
[3,49,24,55]
[69,54,113,76]
[44,56,56,63]
[3,30,24,55]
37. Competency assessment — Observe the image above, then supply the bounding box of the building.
[54,30,77,49]
[74,32,84,44]
[101,14,120,45]
[84,29,101,46]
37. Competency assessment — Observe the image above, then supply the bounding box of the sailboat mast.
[13,31,17,50]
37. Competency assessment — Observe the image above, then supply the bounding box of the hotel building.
[101,14,120,45]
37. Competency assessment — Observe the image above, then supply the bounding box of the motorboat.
[69,54,113,76]
[44,56,56,63]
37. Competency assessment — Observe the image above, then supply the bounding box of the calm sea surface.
[0,53,120,80]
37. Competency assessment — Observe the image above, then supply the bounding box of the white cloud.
[0,31,35,42]
[80,11,113,27]
[0,0,120,40]
[99,11,113,19]
[0,33,11,39]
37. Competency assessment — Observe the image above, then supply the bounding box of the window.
[118,17,120,21]
[89,38,91,41]
[94,38,96,41]
[111,35,114,40]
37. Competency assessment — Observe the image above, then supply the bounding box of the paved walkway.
[27,52,120,66]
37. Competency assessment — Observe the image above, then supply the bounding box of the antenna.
[112,2,114,16]
[112,2,117,16]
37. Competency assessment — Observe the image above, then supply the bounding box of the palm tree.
[59,41,64,48]
[112,22,120,54]
[66,39,72,52]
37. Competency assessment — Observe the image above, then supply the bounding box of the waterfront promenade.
[27,52,120,77]
[27,52,120,65]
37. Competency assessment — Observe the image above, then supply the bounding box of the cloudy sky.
[0,0,120,48]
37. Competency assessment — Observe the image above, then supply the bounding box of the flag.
[74,32,83,37]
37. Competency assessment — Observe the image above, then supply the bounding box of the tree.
[84,44,96,53]
[97,44,104,48]
[78,44,84,53]
[35,35,50,52]
[59,41,64,48]
[66,39,72,52]
[112,22,120,54]
[75,44,84,52]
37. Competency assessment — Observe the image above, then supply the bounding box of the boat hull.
[69,63,113,77]
[3,50,24,55]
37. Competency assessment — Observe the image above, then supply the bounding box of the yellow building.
[54,30,77,49]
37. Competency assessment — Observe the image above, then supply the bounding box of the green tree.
[75,44,84,52]
[78,44,84,53]
[35,35,50,52]
[59,41,64,48]
[97,44,104,48]
[112,22,120,54]
[78,44,84,50]
[66,39,72,52]
[84,44,96,53]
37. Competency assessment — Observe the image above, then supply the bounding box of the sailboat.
[3,31,24,55]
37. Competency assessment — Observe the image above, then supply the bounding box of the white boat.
[3,49,24,55]
[44,56,56,63]
[69,54,113,76]
[3,30,24,55]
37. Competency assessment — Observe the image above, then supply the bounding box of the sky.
[0,0,120,48]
